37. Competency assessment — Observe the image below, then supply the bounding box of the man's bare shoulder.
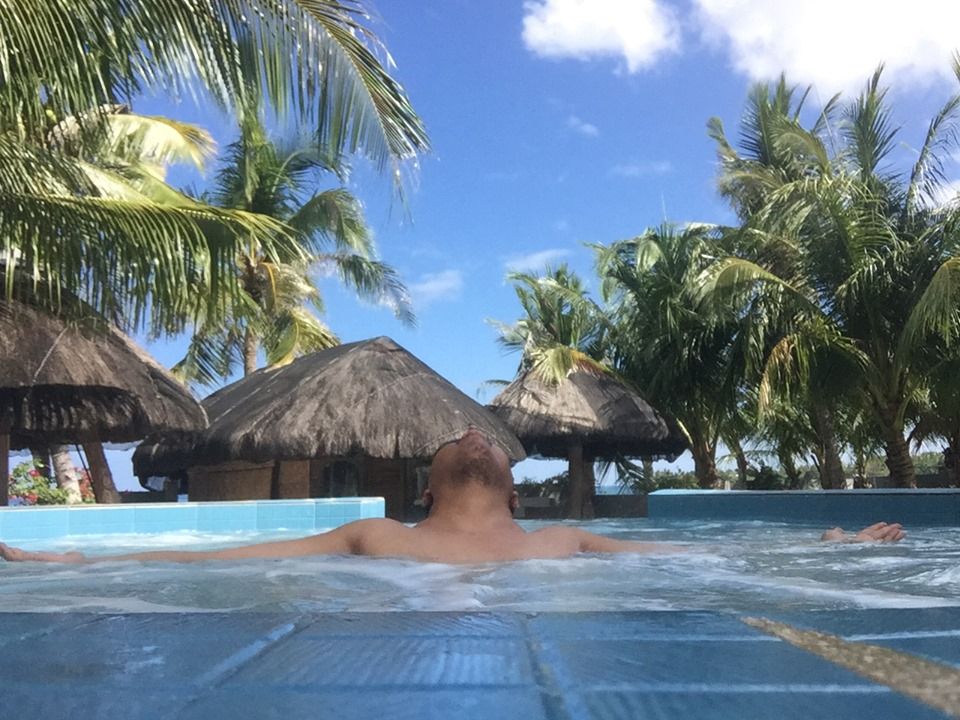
[528,525,685,555]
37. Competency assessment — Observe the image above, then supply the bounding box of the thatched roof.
[134,336,525,477]
[0,299,207,448]
[488,367,687,460]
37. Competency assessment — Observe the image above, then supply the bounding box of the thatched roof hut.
[134,337,525,517]
[489,367,686,517]
[0,299,207,504]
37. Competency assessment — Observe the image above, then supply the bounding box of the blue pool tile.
[576,689,949,720]
[772,608,960,637]
[67,507,135,535]
[132,505,198,534]
[300,613,526,638]
[0,508,69,541]
[529,611,758,640]
[257,501,316,531]
[227,636,534,687]
[196,503,257,532]
[540,638,872,687]
[183,688,549,720]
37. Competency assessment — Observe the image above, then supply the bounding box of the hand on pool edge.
[0,542,86,564]
[820,522,905,543]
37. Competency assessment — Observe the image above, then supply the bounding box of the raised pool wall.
[0,497,385,542]
[648,488,960,526]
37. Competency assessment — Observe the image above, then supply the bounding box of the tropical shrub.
[8,460,95,505]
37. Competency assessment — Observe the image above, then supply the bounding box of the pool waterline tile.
[0,498,384,542]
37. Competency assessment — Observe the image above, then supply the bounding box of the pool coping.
[648,489,960,526]
[2,609,957,720]
[0,497,385,541]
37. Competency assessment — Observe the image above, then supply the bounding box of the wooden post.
[270,461,281,500]
[82,441,121,504]
[565,441,584,519]
[0,432,9,507]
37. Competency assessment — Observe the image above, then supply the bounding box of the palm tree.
[175,114,414,384]
[494,265,608,383]
[707,77,853,489]
[0,0,429,336]
[705,65,960,487]
[493,265,609,516]
[596,224,744,488]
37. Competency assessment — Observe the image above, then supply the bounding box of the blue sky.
[102,0,960,489]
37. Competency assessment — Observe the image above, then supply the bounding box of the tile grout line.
[522,616,586,720]
[744,616,960,719]
[175,617,309,713]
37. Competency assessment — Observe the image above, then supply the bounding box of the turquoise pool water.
[1,520,957,614]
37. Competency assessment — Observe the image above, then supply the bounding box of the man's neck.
[418,493,519,534]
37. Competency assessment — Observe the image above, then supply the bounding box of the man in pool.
[0,428,905,564]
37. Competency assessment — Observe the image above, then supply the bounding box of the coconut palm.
[705,65,960,487]
[492,265,610,516]
[494,265,608,383]
[174,114,414,384]
[596,223,745,488]
[0,0,428,335]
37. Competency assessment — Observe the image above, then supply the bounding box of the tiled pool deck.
[2,609,959,719]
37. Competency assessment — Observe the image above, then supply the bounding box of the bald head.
[428,429,514,499]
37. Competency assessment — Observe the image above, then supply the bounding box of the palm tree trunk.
[691,440,719,488]
[727,436,750,485]
[564,441,585,519]
[0,432,9,506]
[945,429,960,487]
[877,403,916,488]
[811,403,845,489]
[83,441,121,504]
[50,445,82,504]
[778,449,802,489]
[243,326,258,376]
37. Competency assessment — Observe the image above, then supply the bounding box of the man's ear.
[509,491,520,514]
[421,488,434,510]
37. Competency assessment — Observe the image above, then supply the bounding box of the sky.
[93,0,960,490]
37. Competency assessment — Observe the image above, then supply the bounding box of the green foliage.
[745,465,787,491]
[493,265,609,385]
[7,460,94,506]
[0,0,428,338]
[174,112,414,385]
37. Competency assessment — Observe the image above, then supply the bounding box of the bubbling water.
[1,520,958,613]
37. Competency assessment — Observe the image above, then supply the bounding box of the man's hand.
[853,522,905,543]
[821,522,906,543]
[0,542,85,563]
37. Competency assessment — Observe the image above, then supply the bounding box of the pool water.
[1,519,958,614]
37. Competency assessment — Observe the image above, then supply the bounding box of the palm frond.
[0,0,429,172]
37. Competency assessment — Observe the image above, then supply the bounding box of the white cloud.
[610,160,673,177]
[505,248,571,273]
[409,269,463,306]
[567,115,599,137]
[522,0,680,73]
[694,0,960,94]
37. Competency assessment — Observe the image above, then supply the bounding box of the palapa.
[489,367,686,517]
[0,298,207,504]
[134,336,525,478]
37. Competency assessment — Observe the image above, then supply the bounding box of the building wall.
[188,461,273,501]
[187,457,422,519]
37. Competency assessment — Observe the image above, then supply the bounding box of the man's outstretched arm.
[820,522,905,543]
[574,521,906,555]
[0,519,384,564]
